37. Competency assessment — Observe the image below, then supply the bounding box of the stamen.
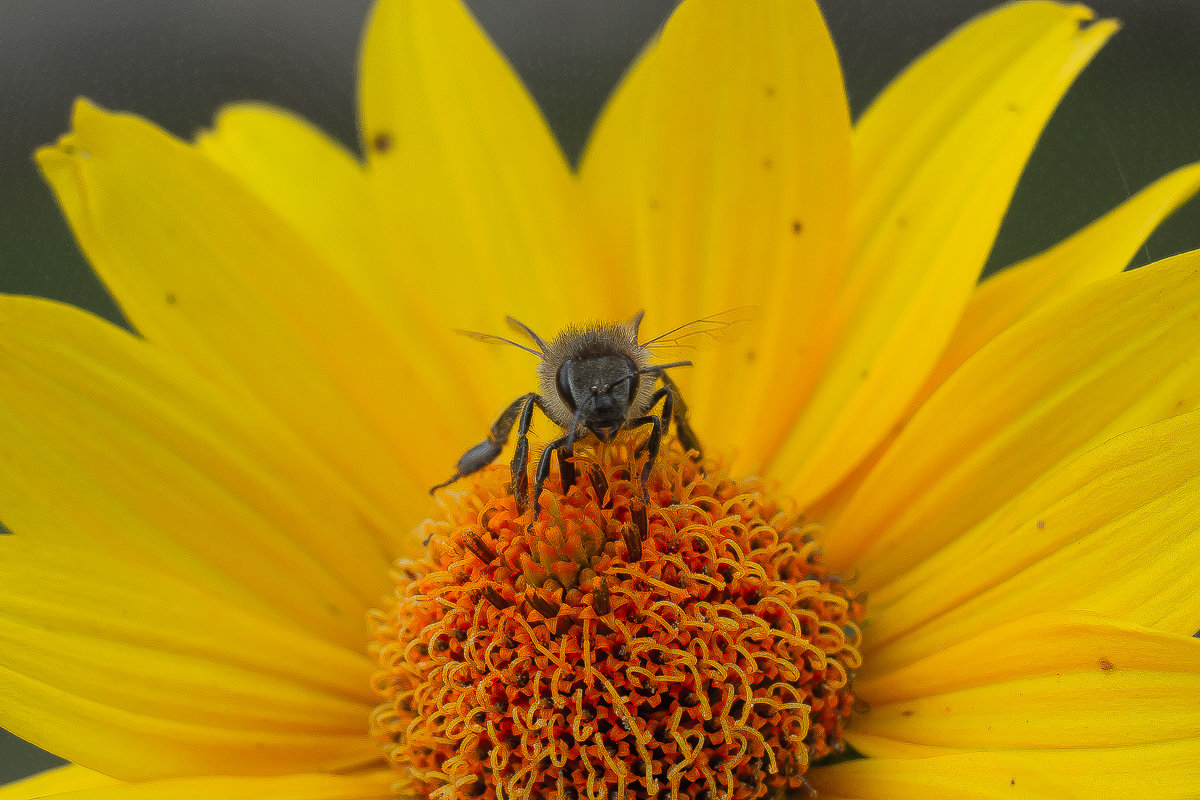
[621,522,643,563]
[369,440,865,800]
[461,529,499,564]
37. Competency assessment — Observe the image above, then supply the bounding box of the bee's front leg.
[626,415,662,506]
[509,394,548,511]
[529,426,582,519]
[430,392,540,495]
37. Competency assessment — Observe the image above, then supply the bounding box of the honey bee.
[431,309,747,515]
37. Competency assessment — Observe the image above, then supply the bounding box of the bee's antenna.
[602,361,692,393]
[647,360,693,374]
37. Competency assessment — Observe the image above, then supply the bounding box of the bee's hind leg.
[658,372,702,462]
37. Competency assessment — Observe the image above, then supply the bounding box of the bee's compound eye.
[556,362,577,412]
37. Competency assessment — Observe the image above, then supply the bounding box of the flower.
[3,0,1200,798]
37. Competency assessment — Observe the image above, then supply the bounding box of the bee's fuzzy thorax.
[535,314,655,430]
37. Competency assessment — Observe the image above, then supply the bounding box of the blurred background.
[1,0,1198,784]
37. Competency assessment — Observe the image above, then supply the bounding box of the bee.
[431,309,745,516]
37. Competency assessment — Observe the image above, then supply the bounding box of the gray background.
[2,0,1198,784]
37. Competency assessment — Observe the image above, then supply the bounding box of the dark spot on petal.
[164,292,177,305]
[372,131,393,154]
[1036,520,1046,530]
[1099,657,1115,672]
[791,219,803,234]
[648,197,660,211]
[900,708,914,717]
[745,349,757,364]
[764,85,776,98]
[762,158,773,170]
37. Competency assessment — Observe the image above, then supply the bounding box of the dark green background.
[2,0,1197,785]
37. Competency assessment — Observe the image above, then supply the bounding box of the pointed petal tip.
[71,94,100,115]
[1083,15,1121,42]
[69,96,114,132]
[33,131,85,189]
[1061,1,1120,50]
[34,97,102,167]
[42,98,142,171]
[33,139,67,171]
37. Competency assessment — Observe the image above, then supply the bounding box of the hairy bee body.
[430,309,740,516]
[535,319,656,439]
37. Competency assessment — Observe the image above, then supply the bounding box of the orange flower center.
[369,441,864,800]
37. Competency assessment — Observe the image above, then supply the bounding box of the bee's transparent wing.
[505,316,550,352]
[455,329,542,357]
[641,306,759,354]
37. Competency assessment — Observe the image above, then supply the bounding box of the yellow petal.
[0,771,393,800]
[826,247,1200,584]
[1,575,372,729]
[920,161,1200,402]
[812,755,1074,800]
[811,161,1200,527]
[1,534,376,778]
[856,612,1200,750]
[35,99,454,521]
[775,2,1117,506]
[0,765,119,798]
[359,0,587,419]
[811,740,1200,800]
[843,733,960,760]
[192,103,496,459]
[194,104,387,310]
[0,300,379,777]
[581,0,851,463]
[866,410,1200,673]
[0,295,394,640]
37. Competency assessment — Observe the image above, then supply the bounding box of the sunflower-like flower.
[3,1,1200,799]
